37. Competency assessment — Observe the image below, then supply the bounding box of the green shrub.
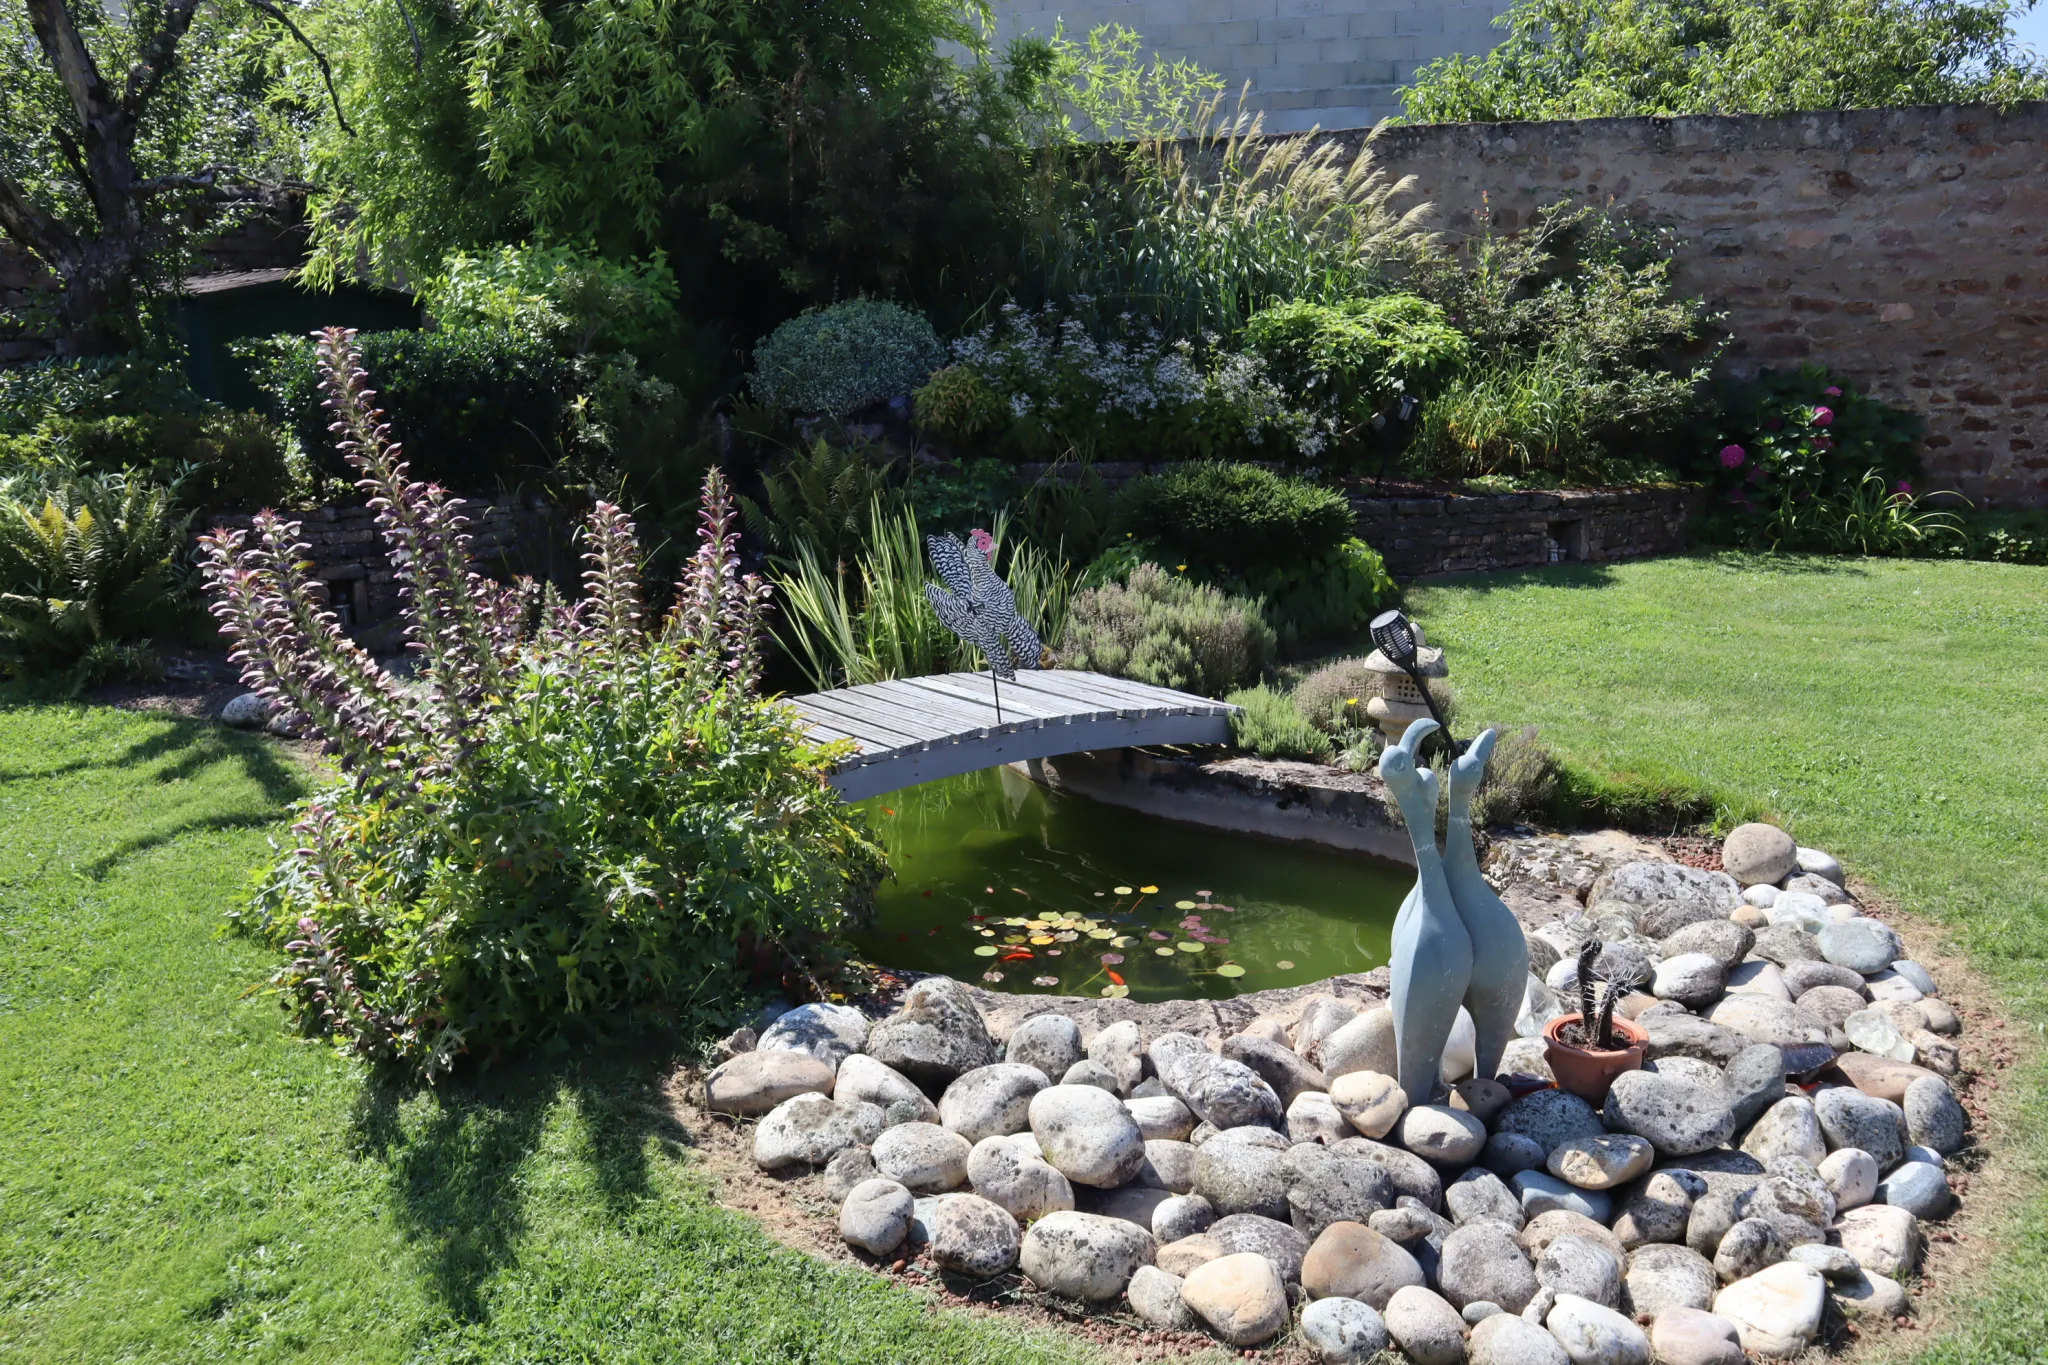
[1690,366,1926,547]
[913,364,1007,444]
[1226,684,1333,762]
[1114,461,1353,581]
[237,328,575,489]
[1243,295,1468,450]
[0,353,207,437]
[420,244,682,354]
[1061,563,1273,698]
[0,472,191,678]
[750,300,944,417]
[1292,656,1380,735]
[206,330,883,1078]
[18,411,294,511]
[1108,463,1390,643]
[1404,204,1713,481]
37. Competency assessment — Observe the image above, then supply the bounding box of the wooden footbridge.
[786,670,1238,801]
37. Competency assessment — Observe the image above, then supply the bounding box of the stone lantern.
[1362,624,1448,745]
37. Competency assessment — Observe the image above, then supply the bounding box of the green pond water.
[851,766,1412,1002]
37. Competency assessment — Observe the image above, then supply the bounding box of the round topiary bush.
[750,300,945,417]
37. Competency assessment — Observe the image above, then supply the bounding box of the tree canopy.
[1399,0,2048,123]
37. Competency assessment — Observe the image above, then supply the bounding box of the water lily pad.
[1176,941,1204,953]
[1154,947,1176,957]
[1088,928,1115,940]
[982,970,1004,982]
[979,929,996,937]
[1032,975,1059,987]
[1029,935,1054,946]
[1196,889,1212,897]
[974,946,999,956]
[1113,885,1133,895]
[1101,984,1130,998]
[1004,935,1026,945]
[1139,885,1159,894]
[1100,953,1124,965]
[1175,900,1197,910]
[1214,964,1246,978]
[1276,960,1295,970]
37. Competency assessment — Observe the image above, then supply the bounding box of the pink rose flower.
[1814,435,1834,451]
[1823,386,1842,397]
[1719,444,1746,468]
[1812,406,1835,427]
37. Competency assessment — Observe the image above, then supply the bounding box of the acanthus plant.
[203,327,875,1078]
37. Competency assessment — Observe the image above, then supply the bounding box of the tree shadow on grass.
[64,720,308,877]
[348,1036,695,1326]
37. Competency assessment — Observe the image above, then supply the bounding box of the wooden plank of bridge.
[784,669,1237,801]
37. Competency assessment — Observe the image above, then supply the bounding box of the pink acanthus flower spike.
[1812,405,1835,427]
[1895,480,1913,495]
[968,528,995,561]
[1719,444,1746,468]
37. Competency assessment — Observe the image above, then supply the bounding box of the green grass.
[1408,551,2048,1363]
[0,701,1103,1365]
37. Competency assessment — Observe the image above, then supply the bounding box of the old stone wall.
[203,498,564,631]
[1360,103,2048,508]
[1349,485,1698,577]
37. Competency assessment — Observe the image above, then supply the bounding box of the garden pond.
[851,765,1409,1001]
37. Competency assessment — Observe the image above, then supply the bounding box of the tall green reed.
[771,499,1078,691]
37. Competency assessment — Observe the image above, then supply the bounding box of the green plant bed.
[0,699,1106,1364]
[1403,551,2048,1365]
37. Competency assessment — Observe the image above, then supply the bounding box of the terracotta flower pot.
[1542,1012,1648,1104]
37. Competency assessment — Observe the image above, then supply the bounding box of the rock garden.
[705,820,1977,1364]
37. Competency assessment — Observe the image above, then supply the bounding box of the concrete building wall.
[985,0,1510,131]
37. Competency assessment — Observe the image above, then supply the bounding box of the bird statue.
[924,531,1043,721]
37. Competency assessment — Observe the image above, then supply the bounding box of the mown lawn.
[1409,551,2048,1364]
[3,551,2045,1364]
[0,703,1103,1365]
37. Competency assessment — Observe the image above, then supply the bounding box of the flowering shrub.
[914,305,1328,463]
[205,329,882,1078]
[749,300,944,417]
[1690,365,1926,547]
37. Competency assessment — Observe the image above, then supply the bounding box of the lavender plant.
[204,328,881,1078]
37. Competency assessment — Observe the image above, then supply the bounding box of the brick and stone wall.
[1361,103,2048,508]
[203,497,565,630]
[1350,485,1698,577]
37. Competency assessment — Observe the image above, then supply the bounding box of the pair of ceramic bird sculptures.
[1378,718,1531,1107]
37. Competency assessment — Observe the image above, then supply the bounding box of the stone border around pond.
[685,827,1998,1364]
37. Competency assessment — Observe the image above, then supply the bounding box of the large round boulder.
[753,1093,886,1171]
[834,1053,939,1122]
[865,977,995,1088]
[1018,1210,1156,1301]
[839,1177,914,1256]
[1181,1252,1290,1346]
[1721,823,1798,886]
[1029,1084,1147,1188]
[967,1133,1074,1221]
[926,1193,1022,1278]
[872,1121,972,1193]
[1301,1220,1425,1308]
[757,1001,870,1071]
[939,1063,1049,1143]
[1005,1012,1083,1080]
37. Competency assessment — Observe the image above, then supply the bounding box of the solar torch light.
[1368,608,1463,759]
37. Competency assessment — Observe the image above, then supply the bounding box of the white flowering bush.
[915,304,1329,463]
[749,300,945,417]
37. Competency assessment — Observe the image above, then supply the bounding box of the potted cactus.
[1541,941,1647,1102]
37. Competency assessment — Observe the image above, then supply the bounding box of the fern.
[0,472,191,676]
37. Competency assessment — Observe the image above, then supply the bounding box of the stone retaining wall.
[202,497,564,630]
[1360,103,2048,508]
[1350,484,1697,578]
